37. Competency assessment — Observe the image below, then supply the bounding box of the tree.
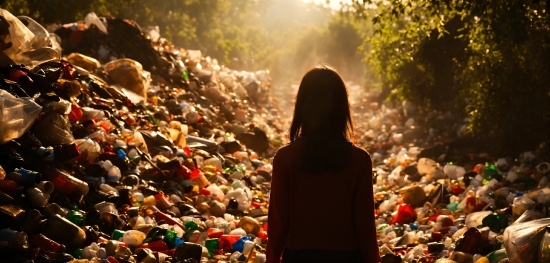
[344,0,550,156]
[0,0,272,68]
[0,0,374,91]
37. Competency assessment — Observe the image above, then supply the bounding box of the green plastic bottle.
[486,248,507,263]
[482,213,508,233]
[482,163,499,185]
[183,220,199,240]
[205,238,219,257]
[66,208,85,225]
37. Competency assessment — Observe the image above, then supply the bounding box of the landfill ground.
[0,9,549,263]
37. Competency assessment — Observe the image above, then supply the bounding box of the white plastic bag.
[0,10,59,68]
[0,90,42,144]
[503,217,550,263]
[104,59,150,100]
[84,12,108,34]
[17,16,50,49]
[0,9,34,60]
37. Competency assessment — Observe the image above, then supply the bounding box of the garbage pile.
[0,9,281,263]
[0,8,549,263]
[348,93,550,263]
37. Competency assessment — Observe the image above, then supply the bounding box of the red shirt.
[267,139,380,263]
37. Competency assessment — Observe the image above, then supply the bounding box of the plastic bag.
[218,70,237,91]
[0,9,34,61]
[30,112,75,146]
[417,158,438,175]
[186,50,203,64]
[16,16,50,49]
[425,183,449,207]
[0,90,42,144]
[512,209,546,225]
[104,58,150,100]
[0,10,59,68]
[84,12,108,34]
[503,217,550,263]
[513,195,536,219]
[15,47,60,69]
[465,211,492,228]
[48,33,62,54]
[144,26,160,42]
[400,185,426,208]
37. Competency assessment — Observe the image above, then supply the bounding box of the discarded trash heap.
[0,8,549,263]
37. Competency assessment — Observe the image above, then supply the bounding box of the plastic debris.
[0,7,547,263]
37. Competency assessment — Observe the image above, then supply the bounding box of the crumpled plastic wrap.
[84,12,108,35]
[143,26,160,42]
[16,16,49,49]
[511,209,546,226]
[503,217,550,263]
[30,112,75,146]
[0,9,34,60]
[0,10,59,68]
[104,58,150,100]
[219,70,248,99]
[15,47,60,69]
[0,90,42,144]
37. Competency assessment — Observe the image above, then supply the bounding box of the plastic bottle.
[74,138,101,162]
[29,233,62,253]
[482,163,499,184]
[122,230,147,247]
[41,214,86,252]
[25,187,50,207]
[44,168,89,197]
[0,229,28,249]
[482,213,508,233]
[444,164,466,179]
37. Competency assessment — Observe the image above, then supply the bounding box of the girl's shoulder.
[273,140,302,159]
[349,143,371,156]
[348,145,373,166]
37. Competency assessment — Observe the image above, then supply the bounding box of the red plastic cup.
[69,102,83,122]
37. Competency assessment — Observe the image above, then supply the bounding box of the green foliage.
[346,0,550,156]
[0,0,275,68]
[0,0,370,84]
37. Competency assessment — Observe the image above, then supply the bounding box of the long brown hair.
[289,65,355,173]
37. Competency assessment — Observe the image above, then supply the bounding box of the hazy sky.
[301,0,350,10]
